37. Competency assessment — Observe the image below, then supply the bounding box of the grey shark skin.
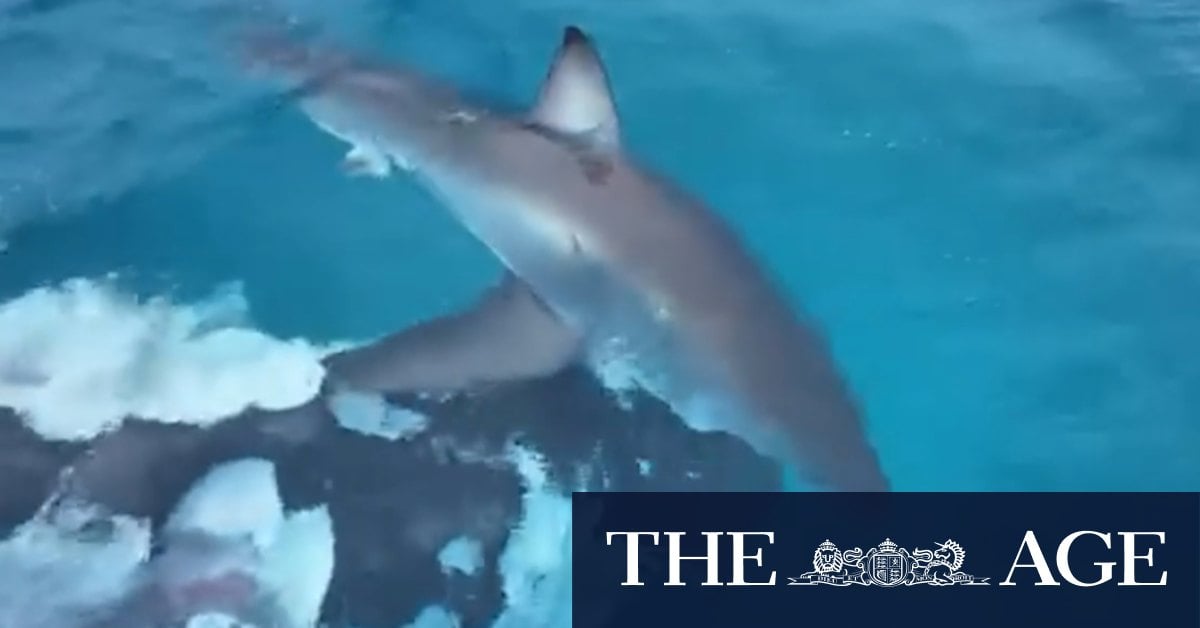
[252,26,888,491]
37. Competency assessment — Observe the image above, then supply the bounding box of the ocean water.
[2,0,1198,625]
[1,0,1199,567]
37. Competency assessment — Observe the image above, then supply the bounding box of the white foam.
[0,502,151,628]
[166,458,335,627]
[0,278,329,440]
[257,505,335,628]
[491,444,574,628]
[407,605,461,628]
[0,458,335,628]
[329,388,430,441]
[186,614,247,628]
[438,535,483,577]
[588,342,640,411]
[166,458,285,552]
[637,458,653,477]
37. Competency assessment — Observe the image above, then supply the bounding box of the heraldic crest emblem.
[788,538,990,586]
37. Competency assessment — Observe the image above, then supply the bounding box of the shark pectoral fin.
[341,142,392,178]
[323,273,581,395]
[530,26,620,148]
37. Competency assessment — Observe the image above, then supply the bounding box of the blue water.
[1,0,1198,490]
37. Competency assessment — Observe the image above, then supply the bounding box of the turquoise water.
[2,0,1198,490]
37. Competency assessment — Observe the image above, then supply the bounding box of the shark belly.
[430,170,771,453]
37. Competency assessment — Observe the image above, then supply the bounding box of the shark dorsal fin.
[530,26,620,148]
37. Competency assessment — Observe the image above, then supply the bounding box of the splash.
[0,278,328,440]
[491,444,574,628]
[0,457,334,627]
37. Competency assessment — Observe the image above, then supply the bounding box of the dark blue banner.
[573,493,1199,627]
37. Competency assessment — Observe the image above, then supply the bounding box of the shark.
[247,25,889,491]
